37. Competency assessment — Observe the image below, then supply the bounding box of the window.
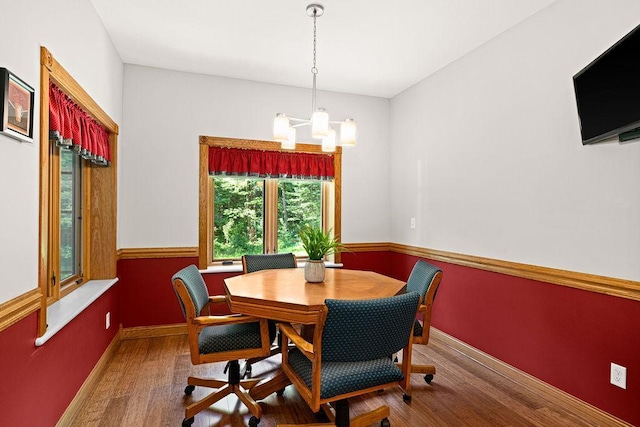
[55,146,84,294]
[38,47,119,336]
[276,179,322,254]
[199,137,342,267]
[212,177,323,259]
[213,177,264,257]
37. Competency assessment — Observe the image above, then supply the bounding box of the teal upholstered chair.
[241,253,297,377]
[172,265,276,427]
[242,253,298,273]
[279,292,421,427]
[403,259,443,384]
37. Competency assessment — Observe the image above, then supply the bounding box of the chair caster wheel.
[244,364,253,378]
[424,374,434,384]
[184,385,195,395]
[276,388,285,396]
[249,415,260,426]
[402,393,412,403]
[182,417,194,427]
[381,417,391,427]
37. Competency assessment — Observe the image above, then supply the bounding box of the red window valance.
[49,83,111,166]
[209,146,334,180]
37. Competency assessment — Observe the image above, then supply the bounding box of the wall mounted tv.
[573,23,640,145]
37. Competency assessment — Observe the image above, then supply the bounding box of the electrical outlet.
[610,363,627,389]
[410,218,416,229]
[105,312,111,330]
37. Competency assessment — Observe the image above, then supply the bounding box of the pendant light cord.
[311,9,318,116]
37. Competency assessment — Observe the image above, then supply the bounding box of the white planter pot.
[304,260,325,283]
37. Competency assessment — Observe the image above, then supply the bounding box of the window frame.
[198,136,342,268]
[38,46,119,337]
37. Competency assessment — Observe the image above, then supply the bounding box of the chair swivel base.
[326,399,391,427]
[411,363,436,383]
[276,399,390,427]
[241,344,281,378]
[397,362,436,384]
[182,360,263,426]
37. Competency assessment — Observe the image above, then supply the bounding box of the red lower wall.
[0,285,120,425]
[344,251,640,426]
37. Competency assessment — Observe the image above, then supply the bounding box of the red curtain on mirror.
[49,83,111,166]
[209,146,334,180]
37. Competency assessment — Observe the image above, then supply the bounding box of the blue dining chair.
[171,264,275,427]
[241,253,297,378]
[278,292,421,427]
[404,259,443,384]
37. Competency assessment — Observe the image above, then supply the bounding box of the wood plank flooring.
[67,333,603,427]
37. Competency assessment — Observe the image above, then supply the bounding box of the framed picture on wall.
[0,68,35,142]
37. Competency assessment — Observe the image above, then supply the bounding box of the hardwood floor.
[68,333,602,427]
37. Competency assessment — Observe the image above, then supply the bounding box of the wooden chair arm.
[278,322,315,359]
[208,295,228,304]
[202,295,229,313]
[193,314,262,326]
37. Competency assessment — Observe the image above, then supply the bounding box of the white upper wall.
[0,0,123,303]
[390,0,640,281]
[118,65,390,248]
[2,0,638,306]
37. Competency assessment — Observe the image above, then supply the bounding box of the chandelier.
[273,3,357,152]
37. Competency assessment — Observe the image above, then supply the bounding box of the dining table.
[224,267,407,400]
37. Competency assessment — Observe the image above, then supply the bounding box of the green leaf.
[298,225,344,260]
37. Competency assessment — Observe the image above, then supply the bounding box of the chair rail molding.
[0,289,41,333]
[117,247,198,260]
[344,242,640,302]
[114,243,639,301]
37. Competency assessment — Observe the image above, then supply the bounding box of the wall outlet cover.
[610,362,627,389]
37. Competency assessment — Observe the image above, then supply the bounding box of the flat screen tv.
[573,23,640,145]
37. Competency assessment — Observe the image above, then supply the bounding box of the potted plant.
[299,225,344,282]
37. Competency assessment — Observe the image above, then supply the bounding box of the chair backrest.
[321,292,420,362]
[406,260,442,301]
[242,253,297,273]
[171,264,210,319]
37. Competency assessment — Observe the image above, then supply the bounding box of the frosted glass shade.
[322,128,336,152]
[281,127,296,150]
[273,113,290,142]
[340,118,357,146]
[312,108,329,139]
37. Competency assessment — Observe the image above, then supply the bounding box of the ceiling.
[90,0,557,98]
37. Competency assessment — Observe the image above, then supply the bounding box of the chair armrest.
[202,295,228,313]
[208,295,228,304]
[194,314,262,326]
[278,322,314,359]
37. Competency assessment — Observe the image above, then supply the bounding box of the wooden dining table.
[224,267,407,400]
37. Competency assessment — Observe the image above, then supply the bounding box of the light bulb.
[340,118,357,146]
[312,108,329,139]
[273,113,289,142]
[282,126,296,150]
[322,128,336,152]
